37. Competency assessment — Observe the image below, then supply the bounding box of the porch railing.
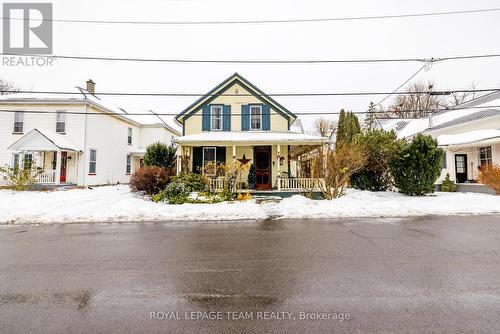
[36,170,56,183]
[207,177,225,192]
[276,177,325,191]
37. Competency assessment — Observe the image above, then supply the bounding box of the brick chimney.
[86,79,95,94]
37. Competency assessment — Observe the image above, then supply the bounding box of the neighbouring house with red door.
[173,73,327,193]
[376,90,500,194]
[0,80,180,187]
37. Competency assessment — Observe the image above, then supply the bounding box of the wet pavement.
[1,215,500,333]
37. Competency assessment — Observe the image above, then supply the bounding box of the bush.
[314,141,367,199]
[478,164,500,194]
[440,173,457,192]
[351,130,403,191]
[129,166,170,195]
[0,165,43,191]
[143,142,176,169]
[390,134,443,196]
[171,173,207,192]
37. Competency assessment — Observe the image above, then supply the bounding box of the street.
[1,215,500,333]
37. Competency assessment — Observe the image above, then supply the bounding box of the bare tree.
[447,81,478,107]
[388,81,447,118]
[0,79,18,95]
[313,117,336,139]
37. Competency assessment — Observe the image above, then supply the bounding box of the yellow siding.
[183,83,289,135]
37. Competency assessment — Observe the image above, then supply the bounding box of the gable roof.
[175,73,297,123]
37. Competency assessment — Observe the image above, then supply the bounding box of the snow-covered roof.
[173,131,326,145]
[437,129,500,147]
[8,129,81,152]
[290,118,305,134]
[0,88,181,135]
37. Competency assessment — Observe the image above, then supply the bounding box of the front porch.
[7,129,82,186]
[173,131,327,193]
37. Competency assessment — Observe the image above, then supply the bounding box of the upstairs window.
[89,149,97,174]
[250,105,262,130]
[127,127,133,145]
[211,106,222,130]
[56,111,66,133]
[479,146,492,167]
[13,111,24,133]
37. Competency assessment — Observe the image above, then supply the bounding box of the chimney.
[86,79,95,94]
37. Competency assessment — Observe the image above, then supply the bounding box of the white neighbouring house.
[377,90,500,194]
[0,80,180,187]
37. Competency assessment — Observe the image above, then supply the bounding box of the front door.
[254,146,271,189]
[455,154,467,183]
[60,151,68,183]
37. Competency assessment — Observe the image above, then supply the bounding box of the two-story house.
[0,80,180,187]
[173,73,326,191]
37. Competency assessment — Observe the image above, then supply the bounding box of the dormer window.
[211,105,222,130]
[250,105,262,130]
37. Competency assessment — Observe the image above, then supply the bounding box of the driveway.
[1,216,500,333]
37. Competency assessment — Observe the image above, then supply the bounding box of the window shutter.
[241,105,250,131]
[262,104,271,130]
[223,105,231,131]
[202,105,211,131]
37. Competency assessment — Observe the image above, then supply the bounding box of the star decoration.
[237,154,251,165]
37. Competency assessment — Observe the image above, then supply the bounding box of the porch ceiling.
[173,131,327,146]
[7,128,81,152]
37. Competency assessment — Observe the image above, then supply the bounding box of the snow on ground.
[277,189,500,219]
[0,185,499,224]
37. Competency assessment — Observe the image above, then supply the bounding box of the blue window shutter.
[262,104,271,130]
[202,105,211,131]
[241,105,250,131]
[223,105,231,131]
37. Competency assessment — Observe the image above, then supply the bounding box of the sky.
[1,0,500,131]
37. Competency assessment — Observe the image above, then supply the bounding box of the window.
[127,127,133,145]
[211,106,222,130]
[250,105,262,130]
[13,111,24,133]
[23,153,33,170]
[89,149,97,174]
[441,152,447,169]
[12,153,20,170]
[55,111,66,133]
[126,154,131,174]
[479,146,492,167]
[202,147,216,173]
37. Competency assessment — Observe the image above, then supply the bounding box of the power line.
[2,7,499,25]
[1,87,498,97]
[0,105,498,117]
[3,52,500,64]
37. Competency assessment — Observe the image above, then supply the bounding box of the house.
[378,91,500,194]
[173,73,326,191]
[0,80,180,187]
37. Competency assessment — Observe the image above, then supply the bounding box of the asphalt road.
[1,215,500,333]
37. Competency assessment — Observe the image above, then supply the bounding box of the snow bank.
[0,185,267,224]
[277,189,500,219]
[0,186,499,225]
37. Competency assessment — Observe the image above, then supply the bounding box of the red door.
[60,152,67,183]
[254,146,271,190]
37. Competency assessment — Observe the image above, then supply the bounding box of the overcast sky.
[2,0,500,130]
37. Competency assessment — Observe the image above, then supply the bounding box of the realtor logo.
[2,3,53,54]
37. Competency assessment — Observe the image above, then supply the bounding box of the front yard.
[1,185,500,224]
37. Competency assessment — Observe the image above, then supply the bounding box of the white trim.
[210,105,223,131]
[202,147,217,169]
[250,105,262,130]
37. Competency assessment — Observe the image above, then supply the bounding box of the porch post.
[54,150,62,186]
[232,145,236,161]
[176,145,182,175]
[277,144,281,175]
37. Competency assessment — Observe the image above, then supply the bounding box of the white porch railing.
[207,177,225,192]
[36,170,56,183]
[276,177,325,191]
